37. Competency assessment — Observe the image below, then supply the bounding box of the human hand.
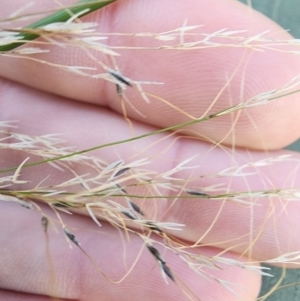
[1,1,300,301]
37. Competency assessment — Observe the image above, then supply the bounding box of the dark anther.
[115,183,127,194]
[130,201,144,216]
[114,167,130,177]
[122,211,136,220]
[145,222,162,233]
[186,189,209,197]
[110,71,132,87]
[64,228,79,246]
[162,262,175,282]
[146,244,165,264]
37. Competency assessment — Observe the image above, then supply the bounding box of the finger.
[0,290,71,301]
[0,202,261,301]
[1,0,300,149]
[1,80,300,266]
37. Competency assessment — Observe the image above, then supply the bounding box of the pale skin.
[1,0,300,300]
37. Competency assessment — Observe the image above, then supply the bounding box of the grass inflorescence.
[1,1,300,300]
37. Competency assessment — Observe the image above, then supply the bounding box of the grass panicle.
[1,2,300,300]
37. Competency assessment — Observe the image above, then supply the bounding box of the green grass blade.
[0,0,116,52]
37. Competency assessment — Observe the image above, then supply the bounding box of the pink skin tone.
[1,0,300,300]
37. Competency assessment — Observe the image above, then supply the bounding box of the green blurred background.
[238,1,300,300]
